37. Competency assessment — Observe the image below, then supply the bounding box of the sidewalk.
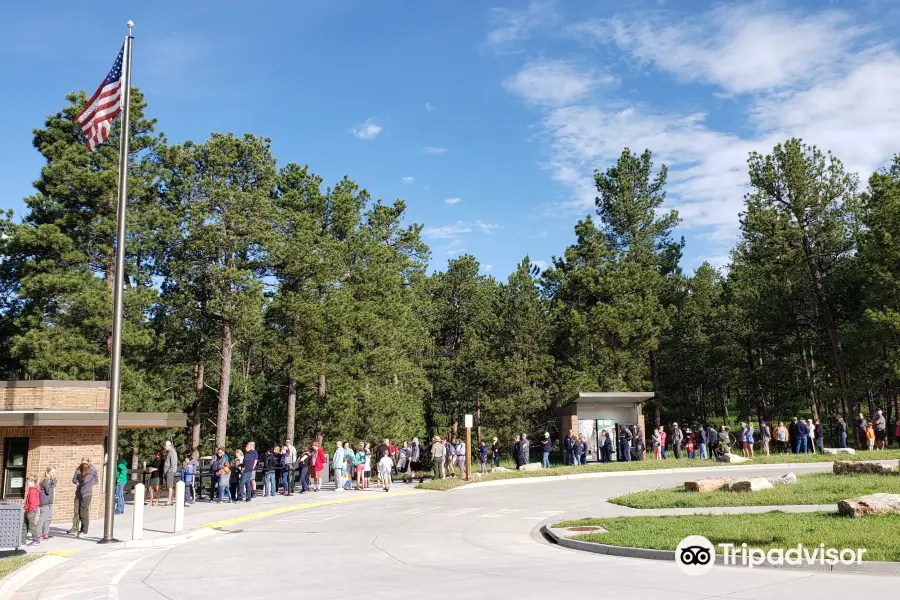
[21,481,424,555]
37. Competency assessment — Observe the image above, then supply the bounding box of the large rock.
[822,447,856,455]
[717,453,749,464]
[684,477,734,493]
[838,493,900,517]
[729,477,774,492]
[767,472,797,486]
[833,461,894,475]
[519,462,544,472]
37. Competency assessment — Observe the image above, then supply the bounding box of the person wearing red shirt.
[22,476,40,546]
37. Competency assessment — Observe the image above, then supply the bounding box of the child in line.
[866,424,876,451]
[378,450,393,492]
[479,441,488,474]
[686,438,695,460]
[364,442,372,489]
[22,476,40,546]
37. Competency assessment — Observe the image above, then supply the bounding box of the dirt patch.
[567,526,606,532]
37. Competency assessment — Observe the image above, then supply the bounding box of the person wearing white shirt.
[378,451,393,492]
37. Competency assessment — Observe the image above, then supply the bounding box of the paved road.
[15,465,896,599]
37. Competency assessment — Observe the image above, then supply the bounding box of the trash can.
[0,503,24,550]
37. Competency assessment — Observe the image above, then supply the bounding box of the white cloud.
[484,264,494,273]
[422,221,472,240]
[509,2,900,259]
[485,0,557,51]
[425,102,434,112]
[444,197,462,205]
[476,221,501,234]
[446,248,467,256]
[402,176,415,184]
[350,118,383,140]
[579,5,868,94]
[532,259,549,271]
[504,60,614,106]
[423,146,448,155]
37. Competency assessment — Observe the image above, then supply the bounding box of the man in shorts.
[163,441,178,506]
[874,410,887,450]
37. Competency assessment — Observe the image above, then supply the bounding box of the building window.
[3,437,29,499]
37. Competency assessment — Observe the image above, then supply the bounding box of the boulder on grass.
[519,462,544,472]
[822,447,856,455]
[767,472,797,486]
[491,467,512,473]
[684,477,734,493]
[717,453,749,464]
[838,493,900,517]
[833,461,893,475]
[729,477,774,492]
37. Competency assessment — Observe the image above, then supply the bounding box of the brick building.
[0,380,186,523]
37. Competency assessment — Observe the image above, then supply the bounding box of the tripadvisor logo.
[675,536,868,574]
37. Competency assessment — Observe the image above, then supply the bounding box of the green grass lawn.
[610,472,900,509]
[416,449,900,491]
[554,513,900,561]
[0,553,39,579]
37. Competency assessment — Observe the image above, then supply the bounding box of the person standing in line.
[445,438,457,478]
[376,439,390,485]
[408,437,422,483]
[491,437,501,469]
[866,422,876,450]
[241,442,259,502]
[633,425,645,461]
[541,433,551,469]
[163,441,178,507]
[311,441,325,492]
[659,426,667,459]
[364,442,373,489]
[283,439,297,494]
[814,419,824,453]
[263,448,277,497]
[520,433,530,467]
[836,417,848,449]
[652,428,661,460]
[378,450,393,492]
[397,441,409,484]
[353,443,366,490]
[874,410,887,450]
[479,440,488,473]
[572,436,584,467]
[22,477,40,546]
[620,426,633,462]
[563,431,574,466]
[699,426,708,460]
[430,436,445,479]
[671,423,683,459]
[183,454,198,504]
[795,419,809,454]
[855,412,867,449]
[273,446,285,494]
[297,446,311,493]
[759,420,771,456]
[73,462,97,538]
[147,451,162,506]
[39,467,56,540]
[775,422,788,453]
[738,423,749,457]
[342,442,354,490]
[69,457,96,534]
[597,430,608,462]
[455,438,466,478]
[214,449,232,503]
[806,419,816,454]
[332,441,345,492]
[231,449,243,500]
[788,417,799,453]
[512,435,522,469]
[115,458,128,514]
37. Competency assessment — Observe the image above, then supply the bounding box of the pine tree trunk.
[215,320,232,450]
[801,234,852,417]
[867,389,876,417]
[286,378,297,445]
[799,342,820,421]
[189,353,204,458]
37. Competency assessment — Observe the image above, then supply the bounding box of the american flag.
[77,44,125,152]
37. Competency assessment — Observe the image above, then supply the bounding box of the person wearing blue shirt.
[795,419,809,454]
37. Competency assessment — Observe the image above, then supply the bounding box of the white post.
[132,483,145,540]
[173,481,185,533]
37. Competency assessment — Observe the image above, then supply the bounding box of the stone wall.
[0,426,107,523]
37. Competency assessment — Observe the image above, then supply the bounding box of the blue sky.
[2,0,899,279]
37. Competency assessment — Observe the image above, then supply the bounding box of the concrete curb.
[449,462,845,491]
[0,554,67,600]
[541,525,900,575]
[124,526,220,548]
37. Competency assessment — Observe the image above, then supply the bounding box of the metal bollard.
[132,483,145,540]
[173,481,185,533]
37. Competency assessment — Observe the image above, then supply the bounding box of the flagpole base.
[97,537,121,545]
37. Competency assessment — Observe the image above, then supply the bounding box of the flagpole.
[100,20,134,545]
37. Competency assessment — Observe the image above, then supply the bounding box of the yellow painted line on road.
[43,549,80,557]
[195,491,420,530]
